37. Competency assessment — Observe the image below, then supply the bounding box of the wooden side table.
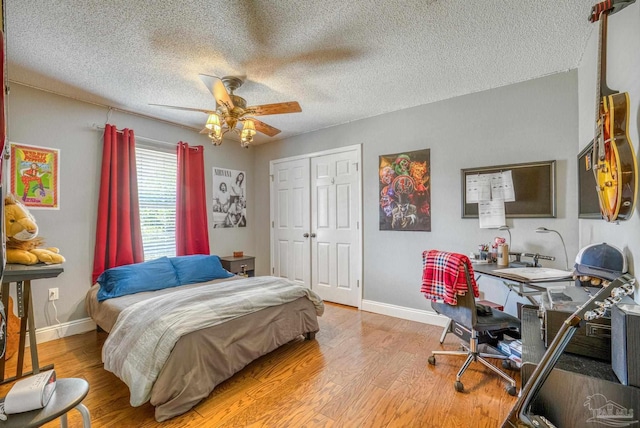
[0,378,90,427]
[220,256,255,277]
[0,264,64,384]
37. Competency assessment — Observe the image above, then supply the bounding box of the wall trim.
[26,317,97,346]
[361,299,449,326]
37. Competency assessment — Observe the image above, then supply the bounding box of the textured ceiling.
[6,0,594,144]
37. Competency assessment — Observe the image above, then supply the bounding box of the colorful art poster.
[379,149,431,231]
[212,167,246,228]
[10,142,60,209]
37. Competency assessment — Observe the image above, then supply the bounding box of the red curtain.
[176,142,210,256]
[91,124,144,283]
[0,31,6,169]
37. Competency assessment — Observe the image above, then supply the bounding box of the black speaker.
[611,304,640,387]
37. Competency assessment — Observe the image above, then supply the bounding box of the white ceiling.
[6,0,594,145]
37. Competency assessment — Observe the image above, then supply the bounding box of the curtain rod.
[92,124,177,148]
[10,80,202,132]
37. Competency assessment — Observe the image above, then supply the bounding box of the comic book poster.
[379,149,431,231]
[9,142,60,209]
[212,167,246,228]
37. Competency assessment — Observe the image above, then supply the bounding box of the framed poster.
[461,160,556,218]
[578,142,602,219]
[9,142,60,209]
[379,149,431,231]
[212,167,246,228]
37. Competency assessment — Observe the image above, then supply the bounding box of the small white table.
[0,264,64,384]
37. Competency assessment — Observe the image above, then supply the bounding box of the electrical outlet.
[48,288,59,301]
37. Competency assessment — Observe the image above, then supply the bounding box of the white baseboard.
[26,317,97,346]
[361,300,449,326]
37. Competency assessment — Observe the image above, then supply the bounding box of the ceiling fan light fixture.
[205,113,224,145]
[153,75,302,149]
[206,113,221,131]
[242,120,256,136]
[240,120,256,147]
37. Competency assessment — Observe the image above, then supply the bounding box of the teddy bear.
[4,193,65,265]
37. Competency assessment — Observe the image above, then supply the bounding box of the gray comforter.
[94,276,323,419]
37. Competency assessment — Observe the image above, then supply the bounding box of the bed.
[85,272,323,422]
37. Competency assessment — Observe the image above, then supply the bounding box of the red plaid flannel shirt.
[420,250,479,305]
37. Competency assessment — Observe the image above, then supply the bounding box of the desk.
[0,264,64,385]
[0,378,90,427]
[519,306,639,426]
[473,263,572,305]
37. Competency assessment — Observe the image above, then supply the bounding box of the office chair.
[425,254,520,396]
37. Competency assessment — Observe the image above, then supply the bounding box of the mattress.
[85,277,320,421]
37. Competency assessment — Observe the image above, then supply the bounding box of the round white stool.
[0,378,90,428]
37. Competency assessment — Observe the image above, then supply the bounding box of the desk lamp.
[498,225,511,249]
[535,227,569,270]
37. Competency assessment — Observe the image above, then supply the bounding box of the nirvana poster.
[212,167,246,228]
[9,142,60,209]
[379,149,431,231]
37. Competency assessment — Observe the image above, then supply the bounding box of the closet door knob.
[310,233,317,238]
[303,233,310,238]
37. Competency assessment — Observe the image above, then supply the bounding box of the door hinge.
[272,221,274,228]
[270,174,274,181]
[357,221,359,229]
[357,279,360,288]
[272,267,275,274]
[354,162,359,172]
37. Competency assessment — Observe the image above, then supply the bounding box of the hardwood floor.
[0,303,518,427]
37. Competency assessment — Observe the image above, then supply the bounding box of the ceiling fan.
[151,74,302,148]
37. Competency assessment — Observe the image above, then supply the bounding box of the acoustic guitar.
[590,0,638,222]
[0,296,20,360]
[3,297,21,360]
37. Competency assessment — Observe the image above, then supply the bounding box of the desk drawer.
[544,310,611,362]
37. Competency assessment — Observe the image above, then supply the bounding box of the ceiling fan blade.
[249,118,281,137]
[149,104,215,114]
[199,74,234,109]
[246,102,302,116]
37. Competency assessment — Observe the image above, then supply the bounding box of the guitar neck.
[592,0,634,105]
[503,274,636,427]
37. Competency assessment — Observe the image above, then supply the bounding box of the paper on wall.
[490,170,515,202]
[478,200,506,228]
[466,174,491,203]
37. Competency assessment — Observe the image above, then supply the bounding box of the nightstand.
[220,255,255,277]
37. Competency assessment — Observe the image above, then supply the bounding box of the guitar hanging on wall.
[591,0,638,222]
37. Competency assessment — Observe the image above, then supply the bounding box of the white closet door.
[311,149,360,307]
[271,158,311,289]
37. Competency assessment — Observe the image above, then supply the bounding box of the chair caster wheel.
[507,385,517,396]
[502,360,511,370]
[454,381,464,392]
[428,356,436,365]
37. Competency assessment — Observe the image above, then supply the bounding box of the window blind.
[136,146,177,260]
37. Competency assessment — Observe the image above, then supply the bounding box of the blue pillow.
[96,257,180,302]
[169,255,234,285]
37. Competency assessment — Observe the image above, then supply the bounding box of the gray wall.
[7,83,256,329]
[255,71,580,314]
[8,67,586,331]
[577,1,640,303]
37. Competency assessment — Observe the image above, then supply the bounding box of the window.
[136,145,177,260]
